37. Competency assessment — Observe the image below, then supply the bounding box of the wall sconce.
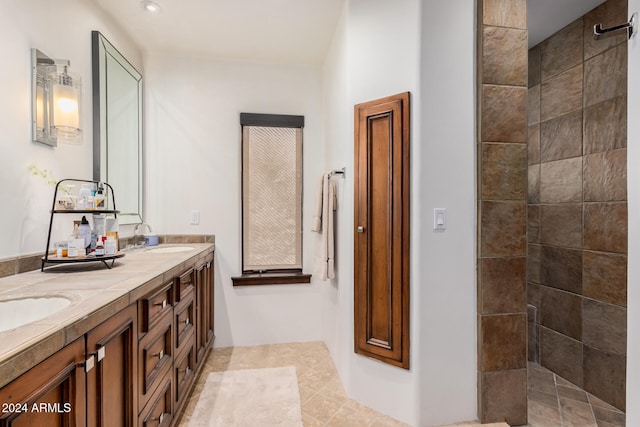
[31,49,82,146]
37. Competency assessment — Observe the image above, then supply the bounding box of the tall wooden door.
[354,92,410,369]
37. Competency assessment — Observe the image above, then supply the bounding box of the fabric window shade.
[242,126,303,271]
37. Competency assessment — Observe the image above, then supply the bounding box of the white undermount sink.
[147,246,194,254]
[0,296,71,333]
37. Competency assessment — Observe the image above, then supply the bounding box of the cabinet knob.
[357,226,365,233]
[184,317,190,326]
[155,350,164,360]
[154,299,167,309]
[80,355,95,373]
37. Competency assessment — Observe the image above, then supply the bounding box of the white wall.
[626,0,640,424]
[322,1,477,425]
[144,54,326,347]
[0,0,141,259]
[418,1,478,425]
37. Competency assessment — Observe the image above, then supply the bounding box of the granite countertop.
[0,241,214,388]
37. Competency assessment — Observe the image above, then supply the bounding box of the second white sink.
[147,246,194,254]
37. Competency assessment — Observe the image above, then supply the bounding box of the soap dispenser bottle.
[78,216,92,254]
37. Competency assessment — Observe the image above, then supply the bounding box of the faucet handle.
[134,223,152,235]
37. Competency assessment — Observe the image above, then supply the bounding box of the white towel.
[312,173,337,280]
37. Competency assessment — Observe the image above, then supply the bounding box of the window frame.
[232,113,311,286]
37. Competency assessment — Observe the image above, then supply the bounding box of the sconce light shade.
[49,68,82,141]
[31,49,82,146]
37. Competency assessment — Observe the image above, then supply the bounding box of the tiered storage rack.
[41,179,125,271]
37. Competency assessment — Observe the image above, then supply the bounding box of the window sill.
[231,272,312,286]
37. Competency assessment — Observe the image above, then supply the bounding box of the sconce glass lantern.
[31,49,82,146]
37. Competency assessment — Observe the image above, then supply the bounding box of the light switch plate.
[434,208,446,230]
[190,210,200,225]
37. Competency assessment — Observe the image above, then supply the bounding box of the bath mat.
[187,366,303,427]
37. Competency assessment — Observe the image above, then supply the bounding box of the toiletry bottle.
[78,184,92,210]
[105,235,117,255]
[94,184,106,209]
[67,225,80,258]
[78,216,92,254]
[95,236,105,256]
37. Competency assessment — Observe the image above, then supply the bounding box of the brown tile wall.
[477,0,528,424]
[526,0,627,412]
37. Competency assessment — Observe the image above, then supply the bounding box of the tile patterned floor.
[177,341,409,426]
[526,362,625,427]
[177,341,622,427]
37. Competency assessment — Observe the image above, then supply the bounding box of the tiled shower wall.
[527,0,628,412]
[477,0,528,424]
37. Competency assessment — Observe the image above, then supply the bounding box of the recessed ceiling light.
[141,0,161,13]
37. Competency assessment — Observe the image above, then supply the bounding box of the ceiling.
[92,0,346,64]
[94,0,609,64]
[528,0,607,47]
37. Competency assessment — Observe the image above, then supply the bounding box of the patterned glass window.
[241,114,303,272]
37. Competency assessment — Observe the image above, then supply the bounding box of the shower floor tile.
[525,362,625,427]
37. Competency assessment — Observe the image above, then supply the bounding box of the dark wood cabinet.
[1,249,215,427]
[195,254,214,363]
[173,341,195,412]
[138,308,173,415]
[86,303,138,427]
[175,269,195,304]
[0,337,86,427]
[138,377,172,427]
[139,282,174,335]
[354,92,410,369]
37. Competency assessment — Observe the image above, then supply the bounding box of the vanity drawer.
[174,340,195,409]
[139,311,172,405]
[139,282,173,334]
[175,294,195,351]
[175,269,195,302]
[138,376,172,427]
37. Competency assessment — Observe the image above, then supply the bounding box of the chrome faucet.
[133,223,152,246]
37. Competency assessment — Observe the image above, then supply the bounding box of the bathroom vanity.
[0,238,214,427]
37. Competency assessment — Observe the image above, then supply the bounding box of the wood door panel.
[368,112,393,349]
[354,92,410,369]
[0,338,86,427]
[87,303,138,427]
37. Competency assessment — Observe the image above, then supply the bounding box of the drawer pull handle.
[180,366,192,375]
[184,317,190,325]
[80,355,95,373]
[155,350,164,360]
[154,299,167,309]
[153,412,166,424]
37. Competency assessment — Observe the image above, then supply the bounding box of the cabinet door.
[0,338,86,427]
[354,92,410,369]
[138,309,172,412]
[86,304,138,427]
[174,337,195,414]
[137,377,172,427]
[195,257,214,363]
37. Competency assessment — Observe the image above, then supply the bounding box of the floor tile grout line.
[585,392,599,426]
[552,373,567,427]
